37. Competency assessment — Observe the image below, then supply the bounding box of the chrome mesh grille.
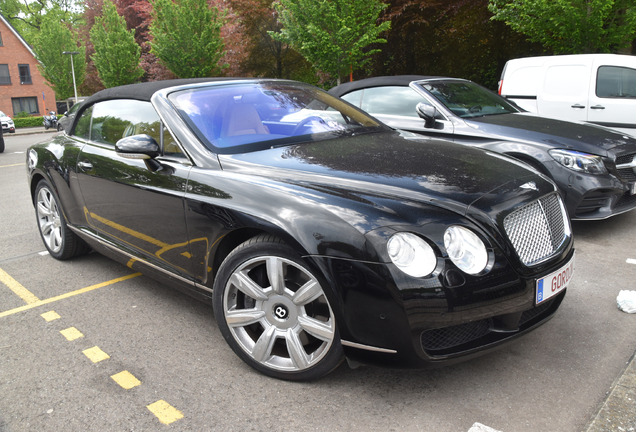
[504,194,567,266]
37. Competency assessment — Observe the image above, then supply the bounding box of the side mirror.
[115,134,160,160]
[416,103,437,128]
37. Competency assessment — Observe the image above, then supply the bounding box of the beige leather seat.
[221,104,269,137]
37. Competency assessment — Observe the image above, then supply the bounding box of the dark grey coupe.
[329,76,636,220]
[28,78,574,380]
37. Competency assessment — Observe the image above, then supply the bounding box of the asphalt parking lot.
[1,131,636,432]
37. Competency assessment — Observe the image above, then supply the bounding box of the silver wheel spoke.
[48,228,59,250]
[226,309,265,327]
[298,316,334,342]
[266,257,285,294]
[230,272,268,301]
[292,280,322,306]
[251,325,277,362]
[285,329,310,369]
[41,221,54,235]
[41,191,51,208]
[37,202,52,218]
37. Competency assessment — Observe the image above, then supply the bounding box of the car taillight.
[498,80,503,95]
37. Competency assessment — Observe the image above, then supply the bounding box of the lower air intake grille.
[421,319,491,351]
[504,193,569,266]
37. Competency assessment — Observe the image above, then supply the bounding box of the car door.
[536,60,593,123]
[587,59,636,135]
[74,99,196,280]
[340,86,454,139]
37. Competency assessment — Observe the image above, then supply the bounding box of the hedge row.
[14,117,45,128]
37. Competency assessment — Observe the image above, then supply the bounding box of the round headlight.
[387,232,437,278]
[443,226,490,275]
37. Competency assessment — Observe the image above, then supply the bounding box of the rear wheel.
[213,234,343,381]
[34,180,90,259]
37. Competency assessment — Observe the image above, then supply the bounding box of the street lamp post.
[62,51,80,105]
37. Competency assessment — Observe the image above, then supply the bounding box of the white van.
[499,54,636,135]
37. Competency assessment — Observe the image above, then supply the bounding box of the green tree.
[89,0,143,88]
[32,15,86,100]
[488,0,636,54]
[270,0,391,85]
[149,0,227,78]
[0,0,83,44]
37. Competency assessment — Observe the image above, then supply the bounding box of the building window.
[0,32,3,46]
[0,64,10,85]
[18,64,32,84]
[12,97,39,115]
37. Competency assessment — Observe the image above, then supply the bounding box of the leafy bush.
[14,116,45,128]
[14,111,31,118]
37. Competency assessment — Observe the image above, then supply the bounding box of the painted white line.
[468,423,502,432]
[627,258,636,265]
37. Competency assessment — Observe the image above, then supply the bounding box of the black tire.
[0,138,4,153]
[213,234,343,381]
[57,123,62,131]
[34,180,90,260]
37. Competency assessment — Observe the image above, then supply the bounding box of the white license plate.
[630,182,636,195]
[536,254,575,304]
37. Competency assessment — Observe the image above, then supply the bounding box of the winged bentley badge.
[520,181,538,191]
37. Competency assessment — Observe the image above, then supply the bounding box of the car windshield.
[169,82,386,154]
[417,80,519,118]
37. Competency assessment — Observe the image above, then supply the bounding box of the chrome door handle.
[590,105,605,110]
[77,161,93,171]
[571,104,586,109]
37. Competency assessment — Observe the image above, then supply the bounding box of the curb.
[585,349,636,432]
[12,128,58,136]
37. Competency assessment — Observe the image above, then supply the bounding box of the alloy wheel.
[222,255,336,372]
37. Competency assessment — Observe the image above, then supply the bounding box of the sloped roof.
[0,12,37,58]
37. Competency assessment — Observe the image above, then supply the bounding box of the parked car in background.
[27,78,574,381]
[0,122,4,153]
[1,111,15,134]
[498,54,636,136]
[329,75,636,220]
[57,101,82,132]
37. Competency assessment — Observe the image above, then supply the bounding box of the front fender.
[27,136,86,226]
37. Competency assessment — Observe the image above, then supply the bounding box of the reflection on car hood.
[466,113,636,154]
[219,131,547,218]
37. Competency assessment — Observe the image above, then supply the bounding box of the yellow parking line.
[83,346,110,363]
[60,327,84,341]
[147,400,183,425]
[0,163,26,168]
[0,268,40,304]
[111,370,141,389]
[0,273,142,318]
[41,311,61,321]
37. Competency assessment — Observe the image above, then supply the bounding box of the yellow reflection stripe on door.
[87,211,169,248]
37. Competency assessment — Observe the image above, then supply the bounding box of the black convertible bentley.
[27,78,574,381]
[329,76,636,220]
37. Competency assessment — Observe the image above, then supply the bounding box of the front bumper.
[314,247,574,369]
[545,149,636,220]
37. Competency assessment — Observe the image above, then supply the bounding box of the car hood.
[466,113,636,155]
[218,131,553,225]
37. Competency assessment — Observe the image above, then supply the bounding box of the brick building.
[0,13,56,118]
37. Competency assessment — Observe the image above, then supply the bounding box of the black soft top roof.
[82,77,256,106]
[328,75,452,97]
